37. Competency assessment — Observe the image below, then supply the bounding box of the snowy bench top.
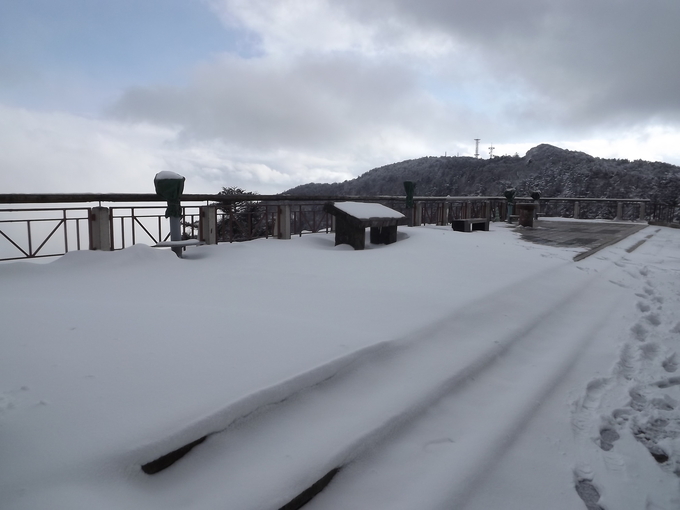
[154,239,203,248]
[331,201,405,220]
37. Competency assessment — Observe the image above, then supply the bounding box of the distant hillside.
[285,144,680,204]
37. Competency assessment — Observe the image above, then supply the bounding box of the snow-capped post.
[404,181,416,226]
[504,187,516,222]
[154,171,185,257]
[531,190,541,219]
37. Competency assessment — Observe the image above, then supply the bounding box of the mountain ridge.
[284,144,680,204]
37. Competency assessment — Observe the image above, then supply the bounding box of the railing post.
[89,207,111,251]
[573,201,580,219]
[439,203,450,226]
[275,204,291,239]
[414,202,423,226]
[639,201,646,222]
[199,206,218,244]
[615,202,623,221]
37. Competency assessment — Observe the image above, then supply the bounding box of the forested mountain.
[285,144,680,204]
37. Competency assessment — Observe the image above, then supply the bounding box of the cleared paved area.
[515,219,648,260]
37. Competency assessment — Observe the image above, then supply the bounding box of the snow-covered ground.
[1,221,679,509]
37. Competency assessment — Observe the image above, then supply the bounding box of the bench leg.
[471,221,489,231]
[452,220,467,232]
[370,225,397,245]
[335,217,365,250]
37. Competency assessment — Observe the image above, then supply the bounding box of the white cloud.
[0,105,362,195]
[2,0,680,197]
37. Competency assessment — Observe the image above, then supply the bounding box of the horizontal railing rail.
[0,193,669,262]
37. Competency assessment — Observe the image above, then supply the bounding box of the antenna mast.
[474,139,480,158]
[488,143,495,158]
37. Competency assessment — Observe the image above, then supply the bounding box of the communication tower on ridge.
[474,139,480,158]
[488,143,495,158]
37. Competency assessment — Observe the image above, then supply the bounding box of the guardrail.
[0,194,663,262]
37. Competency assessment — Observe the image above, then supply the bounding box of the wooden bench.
[451,218,490,232]
[323,202,406,250]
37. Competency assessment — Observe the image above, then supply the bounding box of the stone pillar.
[89,207,111,251]
[573,201,580,219]
[615,202,623,221]
[414,203,423,226]
[199,206,218,245]
[276,204,291,239]
[517,204,536,227]
[639,202,646,222]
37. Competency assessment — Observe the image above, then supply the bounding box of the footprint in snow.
[671,323,680,334]
[639,342,660,361]
[636,301,651,312]
[574,477,605,510]
[651,395,677,411]
[630,323,649,342]
[628,386,648,411]
[645,313,661,326]
[644,286,655,296]
[662,353,678,373]
[639,266,650,277]
[612,408,634,423]
[599,426,620,451]
[615,344,636,380]
[654,376,680,389]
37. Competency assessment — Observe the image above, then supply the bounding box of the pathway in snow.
[141,261,608,510]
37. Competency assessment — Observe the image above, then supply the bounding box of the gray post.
[574,201,580,219]
[439,203,450,226]
[169,218,182,257]
[199,206,218,244]
[506,202,514,223]
[639,201,646,222]
[89,207,111,251]
[414,203,423,226]
[276,204,291,239]
[615,202,623,221]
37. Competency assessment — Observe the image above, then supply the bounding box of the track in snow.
[128,249,635,510]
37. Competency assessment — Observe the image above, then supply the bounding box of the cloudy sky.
[2,0,680,195]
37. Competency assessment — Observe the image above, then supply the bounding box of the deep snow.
[1,221,679,509]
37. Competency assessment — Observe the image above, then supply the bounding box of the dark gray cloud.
[344,0,680,128]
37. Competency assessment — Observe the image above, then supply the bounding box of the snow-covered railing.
[0,193,657,262]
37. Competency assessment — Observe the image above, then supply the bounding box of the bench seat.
[451,218,490,232]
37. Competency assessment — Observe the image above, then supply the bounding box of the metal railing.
[0,193,666,262]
